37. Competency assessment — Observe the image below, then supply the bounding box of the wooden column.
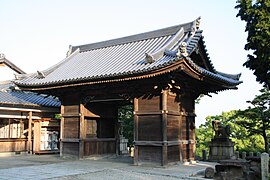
[33,120,41,153]
[134,90,189,165]
[133,98,139,165]
[60,105,64,157]
[161,90,168,166]
[134,95,163,165]
[60,100,81,159]
[20,119,23,138]
[179,93,196,162]
[27,111,32,153]
[8,119,11,138]
[79,103,85,158]
[134,91,170,166]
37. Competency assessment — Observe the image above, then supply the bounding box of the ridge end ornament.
[177,42,188,57]
[145,53,155,64]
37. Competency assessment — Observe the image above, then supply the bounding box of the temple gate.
[15,18,242,165]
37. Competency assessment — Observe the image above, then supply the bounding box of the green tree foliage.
[196,118,214,157]
[118,105,134,147]
[235,0,270,87]
[196,110,265,158]
[234,87,270,153]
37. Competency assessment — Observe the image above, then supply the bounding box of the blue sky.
[0,0,263,125]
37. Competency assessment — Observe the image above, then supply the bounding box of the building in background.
[0,54,60,155]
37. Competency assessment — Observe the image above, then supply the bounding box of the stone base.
[209,138,234,161]
[119,136,128,155]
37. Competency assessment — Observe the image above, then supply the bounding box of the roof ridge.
[145,27,185,63]
[42,48,80,77]
[71,20,196,53]
[0,54,26,74]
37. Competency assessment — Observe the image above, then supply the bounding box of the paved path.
[0,154,216,180]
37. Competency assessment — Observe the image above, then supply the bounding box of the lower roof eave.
[16,58,242,93]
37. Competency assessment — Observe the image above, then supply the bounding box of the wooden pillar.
[133,98,139,165]
[20,119,23,138]
[115,119,119,156]
[161,90,168,166]
[134,91,170,166]
[179,93,196,162]
[79,103,85,158]
[8,119,11,138]
[60,105,64,157]
[27,111,32,154]
[60,101,81,159]
[134,90,194,165]
[33,120,41,153]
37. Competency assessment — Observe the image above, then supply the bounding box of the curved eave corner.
[180,56,242,89]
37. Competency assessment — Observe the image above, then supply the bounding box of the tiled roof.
[15,18,242,89]
[0,82,60,107]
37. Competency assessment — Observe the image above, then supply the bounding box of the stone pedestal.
[119,136,128,155]
[261,152,269,180]
[209,138,234,161]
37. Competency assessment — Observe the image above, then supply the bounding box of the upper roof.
[0,81,60,107]
[15,18,242,90]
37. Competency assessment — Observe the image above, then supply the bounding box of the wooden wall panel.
[62,142,79,158]
[64,105,79,114]
[63,117,79,138]
[138,115,161,141]
[0,139,27,152]
[85,120,97,138]
[167,146,180,163]
[167,115,180,141]
[138,146,162,164]
[84,103,118,118]
[167,94,179,112]
[181,117,187,140]
[84,139,116,156]
[138,96,161,111]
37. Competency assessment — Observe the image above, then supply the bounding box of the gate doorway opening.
[118,105,134,156]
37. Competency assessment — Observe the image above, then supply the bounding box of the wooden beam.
[134,110,180,116]
[61,138,80,142]
[0,114,41,119]
[134,140,196,146]
[0,106,59,112]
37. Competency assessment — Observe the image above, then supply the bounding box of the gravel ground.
[0,154,216,180]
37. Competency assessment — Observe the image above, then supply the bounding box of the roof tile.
[15,18,241,88]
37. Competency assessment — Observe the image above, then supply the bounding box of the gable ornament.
[145,53,155,64]
[0,53,5,59]
[37,71,45,79]
[177,42,188,57]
